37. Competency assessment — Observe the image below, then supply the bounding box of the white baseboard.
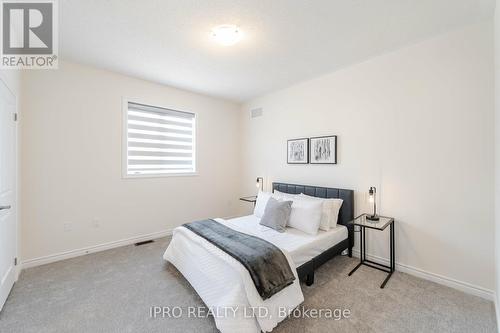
[495,294,500,333]
[352,249,494,301]
[21,229,173,270]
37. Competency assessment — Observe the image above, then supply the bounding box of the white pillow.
[329,199,343,227]
[253,191,272,218]
[298,194,329,231]
[299,193,343,229]
[288,198,323,235]
[272,190,299,201]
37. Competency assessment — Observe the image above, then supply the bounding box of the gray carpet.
[0,237,496,333]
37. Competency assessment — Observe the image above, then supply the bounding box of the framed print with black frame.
[287,138,309,164]
[309,135,337,164]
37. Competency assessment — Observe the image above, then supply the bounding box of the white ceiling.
[60,0,495,102]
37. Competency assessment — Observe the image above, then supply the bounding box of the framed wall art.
[287,138,309,164]
[309,135,337,164]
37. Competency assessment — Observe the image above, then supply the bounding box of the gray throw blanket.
[183,219,295,300]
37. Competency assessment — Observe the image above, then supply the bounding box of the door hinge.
[13,113,18,121]
[14,257,17,266]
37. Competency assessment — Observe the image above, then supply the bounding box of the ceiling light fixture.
[211,25,241,46]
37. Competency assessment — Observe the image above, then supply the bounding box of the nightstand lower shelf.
[348,259,393,288]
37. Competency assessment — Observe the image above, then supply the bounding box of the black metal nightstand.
[239,196,257,206]
[348,213,395,288]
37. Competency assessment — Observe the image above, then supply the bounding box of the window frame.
[122,97,198,179]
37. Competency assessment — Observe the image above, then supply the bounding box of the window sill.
[122,172,199,179]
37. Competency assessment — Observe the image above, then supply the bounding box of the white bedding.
[163,215,348,333]
[220,214,348,267]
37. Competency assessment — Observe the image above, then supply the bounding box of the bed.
[163,182,354,333]
[272,182,354,286]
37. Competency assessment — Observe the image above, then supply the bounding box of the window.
[123,101,196,177]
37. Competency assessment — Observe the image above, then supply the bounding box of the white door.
[0,79,17,312]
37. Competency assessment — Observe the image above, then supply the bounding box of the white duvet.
[163,218,304,333]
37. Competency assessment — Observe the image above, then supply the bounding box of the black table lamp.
[256,177,264,192]
[367,186,380,221]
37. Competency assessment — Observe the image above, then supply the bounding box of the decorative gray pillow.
[259,197,292,232]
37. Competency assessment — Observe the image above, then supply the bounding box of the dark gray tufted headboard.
[272,182,354,227]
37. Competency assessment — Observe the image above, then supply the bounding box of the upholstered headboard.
[272,182,354,227]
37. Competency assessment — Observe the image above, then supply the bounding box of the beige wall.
[240,22,495,292]
[20,61,241,261]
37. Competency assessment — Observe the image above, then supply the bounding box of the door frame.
[0,76,19,312]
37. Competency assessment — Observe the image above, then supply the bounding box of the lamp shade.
[367,186,379,221]
[256,177,264,191]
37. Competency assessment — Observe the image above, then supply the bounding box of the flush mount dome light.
[211,25,241,46]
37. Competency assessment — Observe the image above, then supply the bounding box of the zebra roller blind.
[125,102,196,176]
